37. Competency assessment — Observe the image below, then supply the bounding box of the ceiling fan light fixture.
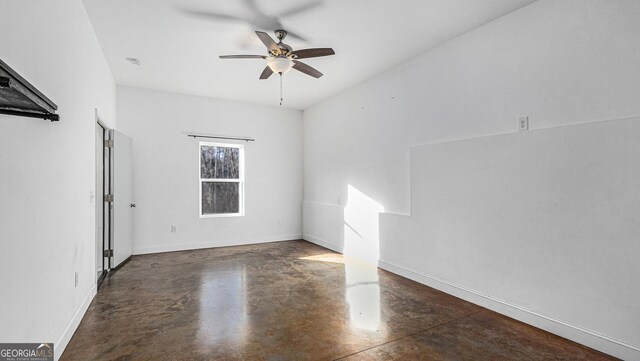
[267,57,294,74]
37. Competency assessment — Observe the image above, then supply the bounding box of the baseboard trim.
[55,284,96,361]
[377,259,640,361]
[303,234,638,359]
[112,255,132,270]
[302,233,343,253]
[132,234,303,255]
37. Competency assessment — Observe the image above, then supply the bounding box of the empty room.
[1,0,638,360]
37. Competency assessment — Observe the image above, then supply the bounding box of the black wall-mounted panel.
[0,58,59,121]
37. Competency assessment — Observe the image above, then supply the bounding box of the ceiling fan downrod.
[275,29,287,42]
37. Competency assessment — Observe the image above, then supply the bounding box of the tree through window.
[199,142,244,217]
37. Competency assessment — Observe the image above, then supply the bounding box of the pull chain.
[279,73,283,106]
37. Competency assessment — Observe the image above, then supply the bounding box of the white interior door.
[113,130,133,267]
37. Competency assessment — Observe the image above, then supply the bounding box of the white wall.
[302,0,640,359]
[116,86,303,254]
[0,1,117,359]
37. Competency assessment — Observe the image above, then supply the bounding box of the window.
[199,142,244,217]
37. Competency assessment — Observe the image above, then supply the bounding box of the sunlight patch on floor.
[299,253,345,264]
[344,184,385,332]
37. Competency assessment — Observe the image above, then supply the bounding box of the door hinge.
[104,194,114,202]
[104,139,114,148]
[103,249,113,258]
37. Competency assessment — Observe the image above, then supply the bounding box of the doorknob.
[130,203,136,208]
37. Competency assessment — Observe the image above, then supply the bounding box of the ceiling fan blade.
[259,66,274,80]
[279,1,322,18]
[292,60,323,78]
[219,55,266,59]
[242,0,262,14]
[255,31,279,54]
[291,48,335,59]
[182,10,246,22]
[283,30,308,42]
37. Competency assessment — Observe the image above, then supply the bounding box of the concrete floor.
[61,240,615,360]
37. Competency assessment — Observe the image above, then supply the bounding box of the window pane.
[200,146,240,179]
[202,182,239,214]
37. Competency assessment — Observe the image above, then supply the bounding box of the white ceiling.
[83,0,536,110]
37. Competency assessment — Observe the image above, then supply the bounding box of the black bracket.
[0,59,59,122]
[0,108,59,121]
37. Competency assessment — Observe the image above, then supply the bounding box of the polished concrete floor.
[61,240,615,360]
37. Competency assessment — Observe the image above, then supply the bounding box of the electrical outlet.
[518,116,529,131]
[170,225,177,233]
[74,272,79,287]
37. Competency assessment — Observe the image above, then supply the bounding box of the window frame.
[198,141,245,218]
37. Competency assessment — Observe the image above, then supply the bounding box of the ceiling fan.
[219,29,335,80]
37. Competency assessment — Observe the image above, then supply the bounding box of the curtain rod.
[187,134,255,142]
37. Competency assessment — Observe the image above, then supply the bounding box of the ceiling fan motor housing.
[279,43,293,56]
[270,30,293,56]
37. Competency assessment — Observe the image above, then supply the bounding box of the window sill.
[200,213,244,219]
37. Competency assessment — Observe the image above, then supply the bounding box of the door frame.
[96,110,113,288]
